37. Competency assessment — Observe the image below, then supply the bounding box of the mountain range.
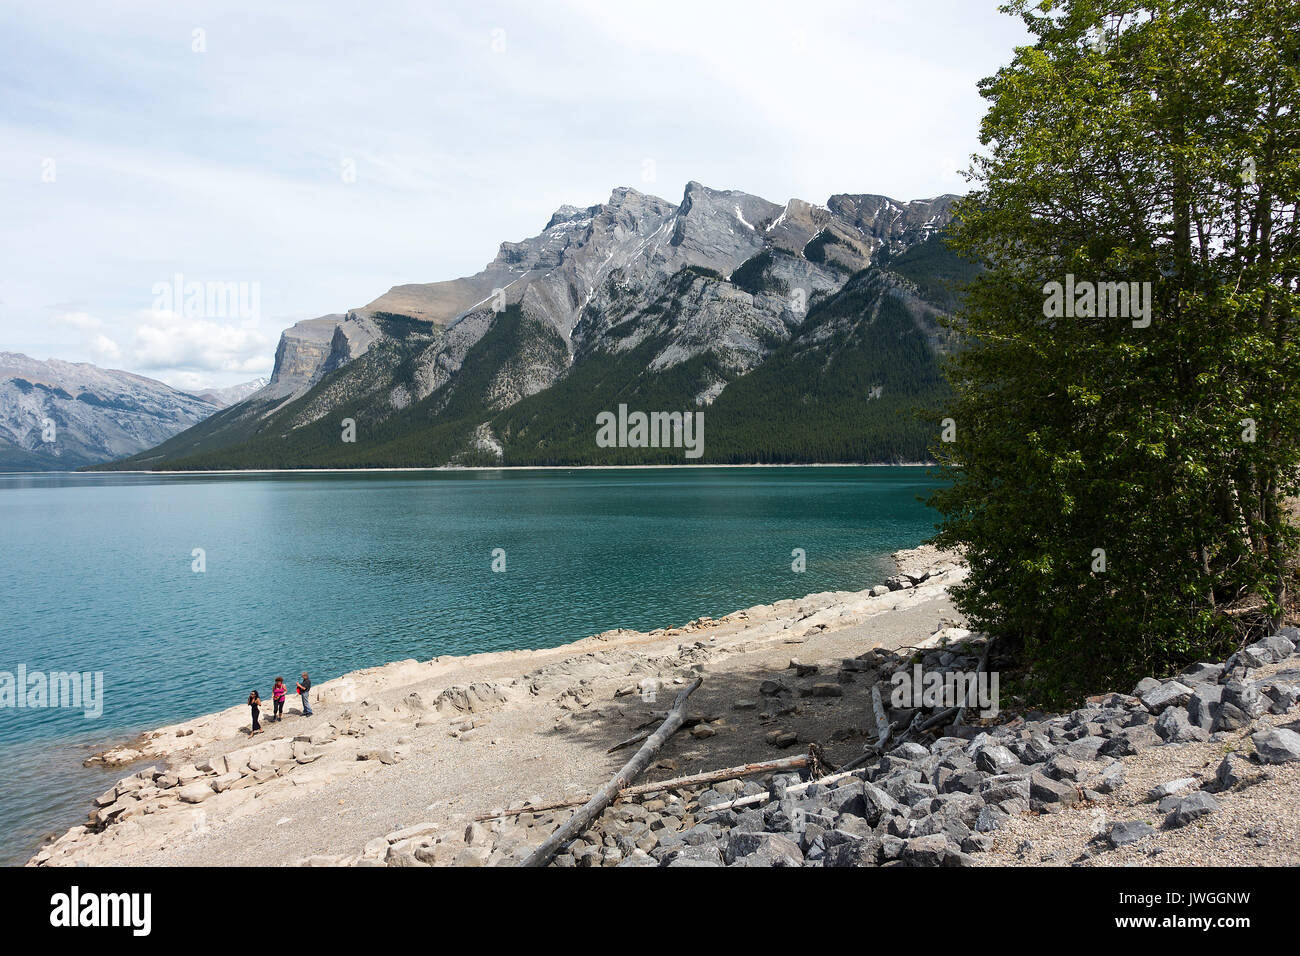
[0,354,266,471]
[194,378,270,409]
[92,181,975,470]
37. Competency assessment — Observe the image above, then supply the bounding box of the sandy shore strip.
[29,547,965,866]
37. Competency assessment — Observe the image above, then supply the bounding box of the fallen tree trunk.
[480,745,803,822]
[953,639,992,727]
[871,682,892,750]
[703,765,862,814]
[519,677,702,867]
[620,754,807,799]
[605,728,652,754]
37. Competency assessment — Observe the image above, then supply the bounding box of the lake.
[0,465,939,862]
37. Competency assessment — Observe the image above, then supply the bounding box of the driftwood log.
[953,639,993,727]
[871,682,891,750]
[605,728,653,754]
[519,677,702,867]
[703,763,860,814]
[477,753,809,822]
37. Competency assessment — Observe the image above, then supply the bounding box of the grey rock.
[960,833,993,854]
[889,742,930,760]
[1251,633,1295,662]
[1062,736,1108,761]
[1029,774,1080,807]
[663,844,725,867]
[1187,685,1223,731]
[725,831,804,867]
[1164,792,1220,828]
[617,849,658,867]
[1100,725,1162,756]
[1250,727,1300,764]
[1155,707,1210,743]
[1133,677,1163,697]
[1179,661,1225,685]
[1235,646,1274,669]
[1090,761,1126,794]
[899,782,939,808]
[1043,754,1085,782]
[1108,821,1156,848]
[1215,753,1248,789]
[1262,682,1300,715]
[823,834,880,867]
[975,806,1009,832]
[1140,681,1194,714]
[1213,681,1264,731]
[1013,734,1056,764]
[974,744,1018,774]
[1253,632,1294,660]
[900,834,951,867]
[1147,777,1199,801]
[858,782,899,825]
[879,835,907,861]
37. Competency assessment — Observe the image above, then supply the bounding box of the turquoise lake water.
[0,466,940,862]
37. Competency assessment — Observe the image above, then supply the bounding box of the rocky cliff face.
[259,312,380,404]
[100,181,968,469]
[0,353,220,470]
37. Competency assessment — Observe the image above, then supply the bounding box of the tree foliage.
[931,0,1300,702]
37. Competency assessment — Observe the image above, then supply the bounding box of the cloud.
[163,370,220,393]
[89,333,121,361]
[50,310,121,363]
[129,310,273,375]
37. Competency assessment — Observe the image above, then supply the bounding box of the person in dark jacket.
[247,690,263,736]
[296,672,313,717]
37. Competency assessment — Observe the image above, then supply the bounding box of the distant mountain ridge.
[96,181,974,470]
[0,353,224,470]
[195,377,270,408]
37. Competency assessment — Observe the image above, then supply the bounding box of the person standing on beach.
[297,672,312,717]
[272,677,286,721]
[248,690,263,736]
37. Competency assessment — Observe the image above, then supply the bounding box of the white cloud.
[130,310,273,375]
[162,370,217,393]
[89,333,121,362]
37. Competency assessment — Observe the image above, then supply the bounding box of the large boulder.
[1100,725,1162,757]
[177,782,214,804]
[1108,821,1155,848]
[1155,707,1209,744]
[1163,792,1220,829]
[1186,685,1223,731]
[1140,681,1194,714]
[1251,727,1300,764]
[1213,681,1264,731]
[724,831,803,867]
[1251,632,1296,663]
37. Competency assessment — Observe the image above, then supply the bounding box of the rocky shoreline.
[28,544,1300,867]
[546,631,1300,868]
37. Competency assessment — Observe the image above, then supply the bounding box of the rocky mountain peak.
[545,202,601,231]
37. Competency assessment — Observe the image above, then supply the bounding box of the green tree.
[931,0,1300,702]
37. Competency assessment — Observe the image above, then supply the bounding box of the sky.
[0,0,1030,391]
